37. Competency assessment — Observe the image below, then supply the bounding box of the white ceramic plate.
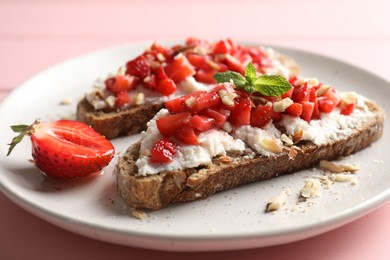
[0,42,389,252]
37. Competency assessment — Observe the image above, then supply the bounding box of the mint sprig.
[213,63,291,97]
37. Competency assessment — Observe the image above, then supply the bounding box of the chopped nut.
[316,84,331,96]
[300,179,321,199]
[319,160,345,173]
[333,173,356,185]
[218,89,237,107]
[273,98,293,112]
[338,163,359,172]
[59,98,72,105]
[288,146,298,160]
[207,60,220,70]
[143,76,152,83]
[156,53,165,62]
[131,209,148,220]
[133,92,145,105]
[319,160,351,173]
[281,134,293,146]
[185,96,196,108]
[308,78,319,86]
[260,138,282,153]
[187,171,208,187]
[340,92,358,106]
[218,155,232,164]
[117,66,126,76]
[105,95,116,108]
[292,129,303,144]
[266,190,288,212]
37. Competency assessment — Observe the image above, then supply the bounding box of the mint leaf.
[254,75,291,96]
[213,71,247,87]
[244,63,257,84]
[212,63,291,97]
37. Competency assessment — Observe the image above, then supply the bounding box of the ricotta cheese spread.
[280,94,373,146]
[85,76,213,110]
[135,109,246,176]
[133,93,373,175]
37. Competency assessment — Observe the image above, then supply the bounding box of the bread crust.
[115,101,385,210]
[76,52,300,139]
[77,98,164,139]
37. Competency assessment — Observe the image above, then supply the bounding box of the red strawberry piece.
[340,103,355,115]
[317,97,335,113]
[213,39,232,54]
[164,54,196,83]
[150,137,177,164]
[164,95,191,114]
[115,91,131,107]
[201,108,228,127]
[285,102,303,116]
[174,125,198,145]
[126,55,151,78]
[156,112,192,137]
[190,115,215,132]
[192,91,221,113]
[300,101,315,122]
[224,54,245,74]
[154,67,177,96]
[7,120,115,179]
[250,105,273,128]
[194,69,217,84]
[230,99,251,126]
[292,83,308,102]
[105,75,138,93]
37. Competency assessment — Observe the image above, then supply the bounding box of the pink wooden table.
[1,0,390,259]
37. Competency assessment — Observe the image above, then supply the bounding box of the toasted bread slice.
[115,99,384,210]
[76,51,300,139]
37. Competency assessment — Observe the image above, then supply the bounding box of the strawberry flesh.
[30,120,114,179]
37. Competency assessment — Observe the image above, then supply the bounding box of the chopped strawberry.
[175,126,198,145]
[190,115,215,132]
[126,55,151,78]
[225,54,245,74]
[154,67,177,96]
[164,54,196,83]
[322,87,341,108]
[285,103,303,116]
[340,103,355,115]
[7,120,114,179]
[201,108,228,127]
[317,97,335,113]
[164,95,191,114]
[213,39,232,54]
[250,105,273,128]
[230,99,251,126]
[192,91,221,113]
[194,69,217,84]
[106,75,138,93]
[292,84,308,102]
[300,101,315,122]
[281,87,294,99]
[186,53,208,69]
[156,112,191,137]
[150,137,176,164]
[115,91,131,107]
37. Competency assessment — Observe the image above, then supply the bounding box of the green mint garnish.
[213,63,291,97]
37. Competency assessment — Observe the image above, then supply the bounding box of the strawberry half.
[7,120,115,179]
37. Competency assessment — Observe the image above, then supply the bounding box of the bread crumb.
[131,209,148,220]
[266,190,288,212]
